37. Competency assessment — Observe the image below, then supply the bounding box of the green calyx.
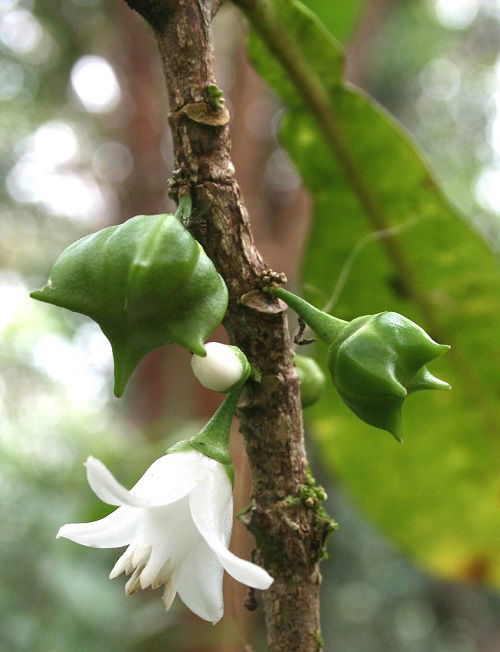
[167,387,243,484]
[293,353,326,408]
[31,214,228,397]
[272,287,450,441]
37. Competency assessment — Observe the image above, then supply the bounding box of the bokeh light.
[70,55,121,113]
[434,0,479,30]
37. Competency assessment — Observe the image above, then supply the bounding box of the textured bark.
[122,2,333,649]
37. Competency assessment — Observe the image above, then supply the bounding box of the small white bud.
[191,342,250,393]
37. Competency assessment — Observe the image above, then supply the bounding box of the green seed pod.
[294,354,326,408]
[272,287,450,440]
[31,214,228,397]
[327,312,450,441]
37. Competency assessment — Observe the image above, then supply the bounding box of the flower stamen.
[109,548,133,579]
[163,581,176,610]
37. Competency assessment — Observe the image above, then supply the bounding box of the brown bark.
[122,1,333,650]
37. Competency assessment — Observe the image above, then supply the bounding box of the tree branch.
[122,1,333,650]
[122,0,172,30]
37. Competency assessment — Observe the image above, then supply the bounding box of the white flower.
[57,451,273,623]
[191,342,250,392]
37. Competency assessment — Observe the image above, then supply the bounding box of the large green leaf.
[245,0,500,585]
[301,0,366,43]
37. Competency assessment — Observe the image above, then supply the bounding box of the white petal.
[135,497,199,589]
[85,457,149,508]
[57,506,138,548]
[189,465,273,591]
[85,451,211,510]
[129,451,210,507]
[176,538,224,624]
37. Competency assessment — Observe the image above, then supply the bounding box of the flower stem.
[188,386,244,466]
[270,287,347,344]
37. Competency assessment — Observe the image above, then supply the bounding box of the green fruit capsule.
[328,312,450,441]
[272,287,450,441]
[294,354,326,408]
[31,214,228,397]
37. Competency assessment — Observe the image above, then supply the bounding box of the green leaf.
[246,0,500,584]
[31,214,228,397]
[300,0,366,44]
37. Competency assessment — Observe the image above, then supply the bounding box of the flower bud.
[294,354,326,407]
[31,214,228,397]
[191,342,251,393]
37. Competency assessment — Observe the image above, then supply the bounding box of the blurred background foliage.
[0,0,499,650]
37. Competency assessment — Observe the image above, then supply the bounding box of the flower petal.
[189,464,273,590]
[86,451,210,509]
[86,457,149,507]
[129,451,209,506]
[135,497,199,590]
[57,506,138,548]
[175,539,224,623]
